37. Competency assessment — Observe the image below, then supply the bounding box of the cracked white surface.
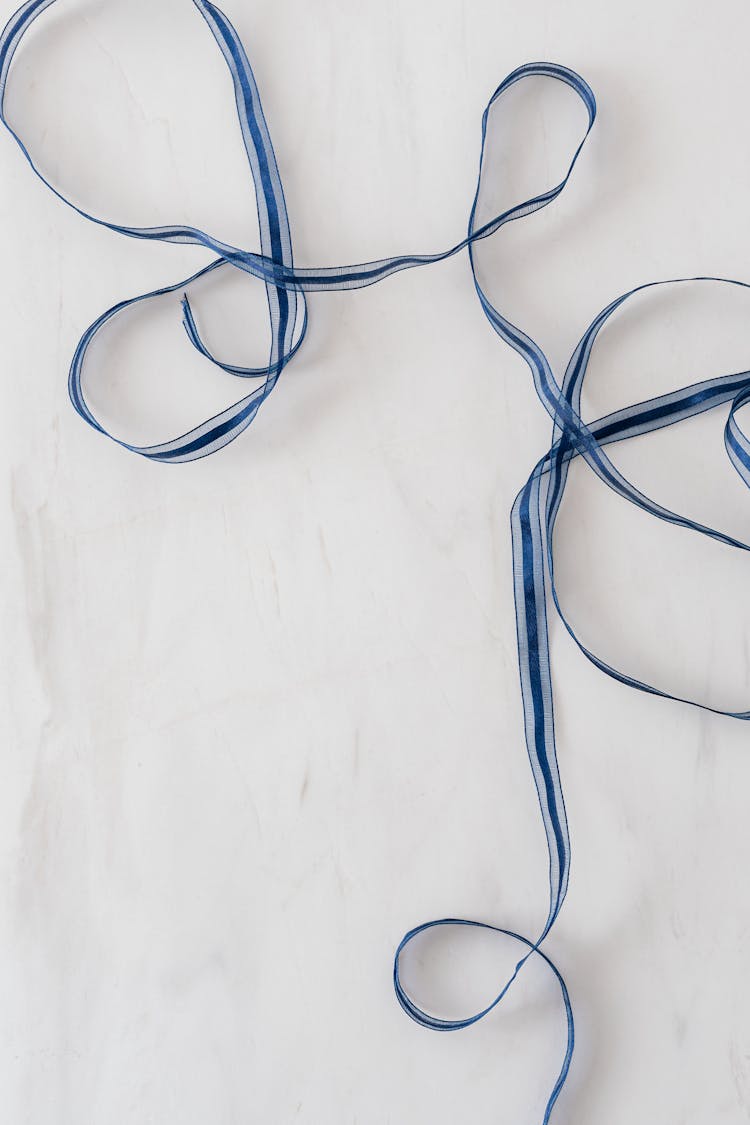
[2,0,750,1122]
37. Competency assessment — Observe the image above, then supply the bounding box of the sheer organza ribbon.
[3,2,750,1120]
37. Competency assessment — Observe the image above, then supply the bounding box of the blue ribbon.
[3,2,750,1119]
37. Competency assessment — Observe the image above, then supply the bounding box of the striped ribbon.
[3,2,750,1120]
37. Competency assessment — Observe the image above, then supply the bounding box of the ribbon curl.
[3,2,750,1121]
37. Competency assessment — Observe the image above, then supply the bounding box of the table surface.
[2,1,750,1122]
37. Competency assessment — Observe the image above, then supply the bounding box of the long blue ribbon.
[3,2,750,1119]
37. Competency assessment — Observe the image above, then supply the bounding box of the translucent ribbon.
[3,1,750,1120]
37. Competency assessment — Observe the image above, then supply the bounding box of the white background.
[2,0,750,1122]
